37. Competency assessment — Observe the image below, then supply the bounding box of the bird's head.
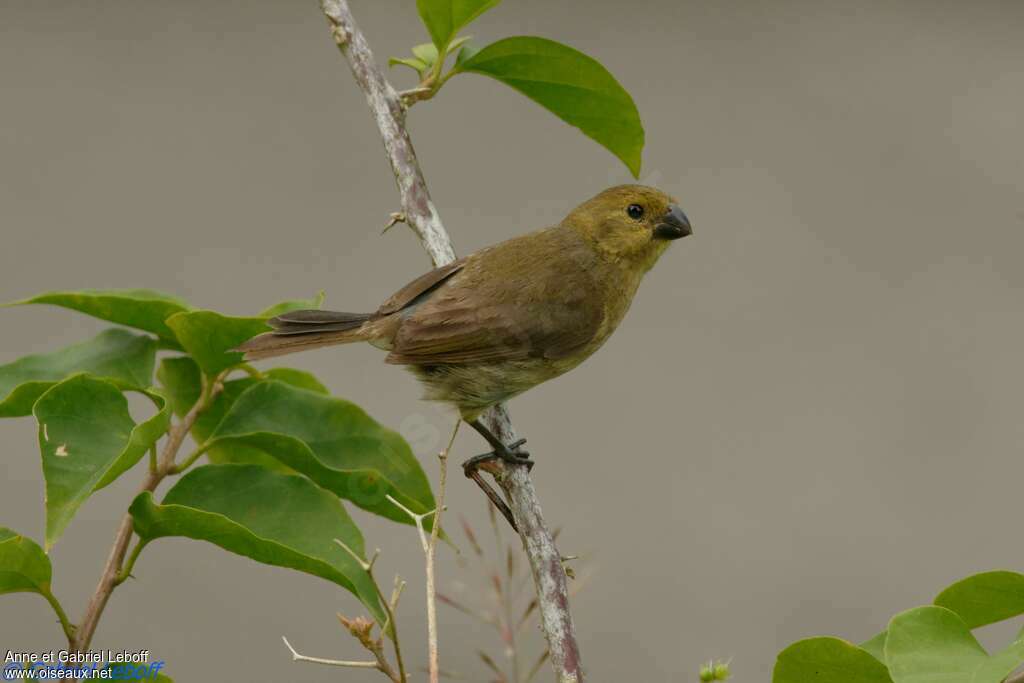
[564,185,692,270]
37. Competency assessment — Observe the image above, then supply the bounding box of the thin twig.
[281,635,378,669]
[334,538,409,682]
[318,3,584,680]
[387,421,460,683]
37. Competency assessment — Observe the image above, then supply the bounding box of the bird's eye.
[627,204,644,220]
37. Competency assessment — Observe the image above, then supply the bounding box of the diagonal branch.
[318,2,584,681]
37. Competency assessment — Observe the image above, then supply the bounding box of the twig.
[388,421,460,683]
[333,539,409,682]
[71,373,222,651]
[281,635,378,670]
[319,3,584,680]
[1006,670,1024,683]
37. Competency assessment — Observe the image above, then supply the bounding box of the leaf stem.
[41,589,75,646]
[168,442,210,475]
[114,539,146,585]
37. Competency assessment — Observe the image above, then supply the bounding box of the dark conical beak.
[653,204,693,240]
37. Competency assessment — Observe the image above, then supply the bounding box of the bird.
[236,184,691,528]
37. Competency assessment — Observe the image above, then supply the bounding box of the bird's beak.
[653,204,693,240]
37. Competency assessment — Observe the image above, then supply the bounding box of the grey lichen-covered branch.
[318,1,584,681]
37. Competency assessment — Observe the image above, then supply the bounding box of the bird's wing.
[376,258,466,316]
[384,235,604,365]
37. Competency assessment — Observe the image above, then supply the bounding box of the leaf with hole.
[456,36,644,177]
[6,289,191,348]
[773,636,893,683]
[416,0,501,50]
[129,464,383,623]
[34,375,170,549]
[0,329,157,418]
[203,380,434,526]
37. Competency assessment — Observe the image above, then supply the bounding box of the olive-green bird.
[237,185,691,524]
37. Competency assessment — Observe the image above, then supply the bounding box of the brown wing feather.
[385,228,604,365]
[376,258,466,316]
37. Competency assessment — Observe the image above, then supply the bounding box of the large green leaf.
[157,356,326,473]
[129,464,383,623]
[0,528,53,597]
[198,369,327,474]
[417,0,501,49]
[457,36,644,177]
[34,375,170,549]
[934,571,1024,630]
[204,380,434,525]
[7,289,191,347]
[0,329,157,418]
[773,637,893,683]
[165,311,269,377]
[166,296,323,376]
[884,606,1024,683]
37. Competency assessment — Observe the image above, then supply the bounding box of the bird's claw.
[461,439,533,473]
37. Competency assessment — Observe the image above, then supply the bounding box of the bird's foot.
[461,438,531,533]
[461,438,532,473]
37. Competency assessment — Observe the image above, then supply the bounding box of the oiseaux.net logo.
[4,650,165,680]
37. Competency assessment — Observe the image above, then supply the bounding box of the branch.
[319,2,584,680]
[71,374,222,651]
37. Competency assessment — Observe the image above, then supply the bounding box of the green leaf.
[416,0,501,50]
[0,528,52,597]
[157,355,328,473]
[258,291,325,319]
[455,41,480,66]
[196,368,327,474]
[205,380,434,525]
[390,56,430,74]
[885,606,989,683]
[412,42,440,66]
[934,571,1024,630]
[773,637,893,683]
[34,375,170,549]
[861,631,888,664]
[156,356,202,418]
[129,464,383,623]
[0,329,157,418]
[166,311,269,376]
[976,637,1024,683]
[457,36,644,177]
[7,289,191,347]
[167,297,321,376]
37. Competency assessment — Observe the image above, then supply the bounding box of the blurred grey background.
[2,0,1023,680]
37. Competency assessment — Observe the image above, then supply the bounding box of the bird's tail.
[234,309,374,361]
